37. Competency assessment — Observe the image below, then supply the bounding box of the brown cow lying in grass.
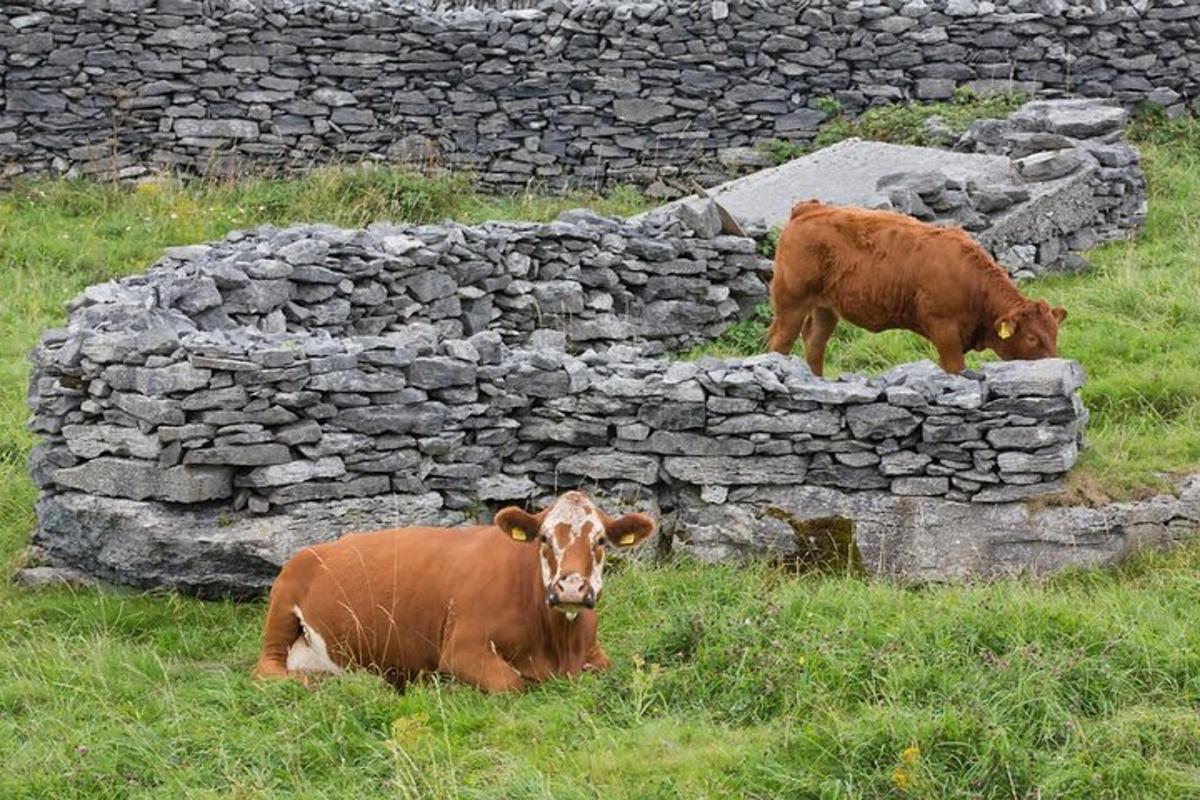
[767,200,1067,375]
[253,491,655,693]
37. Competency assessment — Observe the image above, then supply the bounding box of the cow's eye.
[540,533,549,544]
[597,535,608,547]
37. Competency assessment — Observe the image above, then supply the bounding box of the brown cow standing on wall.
[253,491,656,693]
[767,200,1067,375]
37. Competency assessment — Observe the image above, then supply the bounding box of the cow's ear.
[495,506,542,543]
[1051,306,1068,324]
[604,513,656,548]
[996,316,1018,340]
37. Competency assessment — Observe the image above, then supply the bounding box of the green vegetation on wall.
[759,88,1028,165]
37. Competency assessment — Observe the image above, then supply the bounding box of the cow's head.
[494,491,655,618]
[993,299,1067,361]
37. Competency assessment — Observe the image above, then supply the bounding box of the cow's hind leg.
[767,303,811,356]
[253,587,304,681]
[801,307,839,377]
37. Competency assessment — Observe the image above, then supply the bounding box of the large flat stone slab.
[644,136,1099,277]
[663,139,1018,227]
[648,139,1013,227]
[31,491,465,598]
[27,476,1200,594]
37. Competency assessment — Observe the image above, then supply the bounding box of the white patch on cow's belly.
[286,605,342,674]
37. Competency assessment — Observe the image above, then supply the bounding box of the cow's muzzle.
[547,574,596,610]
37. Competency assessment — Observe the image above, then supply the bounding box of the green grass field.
[2,114,1200,798]
[6,549,1200,798]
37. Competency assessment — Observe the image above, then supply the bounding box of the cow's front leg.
[439,643,525,693]
[584,642,611,672]
[928,324,967,374]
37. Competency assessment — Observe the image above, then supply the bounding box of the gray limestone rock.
[409,358,476,389]
[1014,149,1084,182]
[845,404,920,439]
[983,360,1085,398]
[337,404,448,435]
[32,491,458,598]
[183,444,292,466]
[264,475,391,505]
[675,477,1197,582]
[13,565,100,590]
[62,425,161,460]
[997,442,1078,474]
[52,458,233,503]
[558,452,661,485]
[110,392,185,426]
[103,364,212,396]
[476,474,538,501]
[239,457,346,488]
[664,456,809,485]
[612,98,674,125]
[1009,99,1127,139]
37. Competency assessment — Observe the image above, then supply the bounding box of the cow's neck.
[540,604,592,671]
[971,259,1028,351]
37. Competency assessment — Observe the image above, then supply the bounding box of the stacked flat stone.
[2,0,1196,187]
[948,99,1146,276]
[64,208,770,356]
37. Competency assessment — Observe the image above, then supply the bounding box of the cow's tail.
[252,570,304,679]
[789,198,824,220]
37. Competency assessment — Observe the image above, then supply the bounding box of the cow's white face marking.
[538,491,608,610]
[286,605,342,674]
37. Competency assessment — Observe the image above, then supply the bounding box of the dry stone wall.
[29,322,1087,594]
[26,208,1090,593]
[64,207,771,356]
[2,0,1197,188]
[30,325,1086,514]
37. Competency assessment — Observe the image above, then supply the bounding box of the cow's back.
[287,525,523,675]
[774,202,993,333]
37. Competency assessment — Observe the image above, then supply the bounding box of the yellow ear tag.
[998,321,1014,340]
[510,529,527,542]
[620,533,636,546]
